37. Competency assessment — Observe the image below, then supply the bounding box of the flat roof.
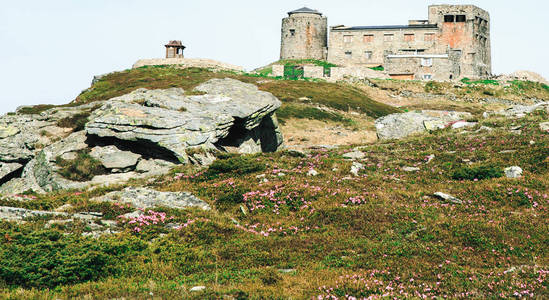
[332,24,438,31]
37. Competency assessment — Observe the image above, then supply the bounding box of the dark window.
[444,15,455,22]
[456,15,466,22]
[289,29,295,36]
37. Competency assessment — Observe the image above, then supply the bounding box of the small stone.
[402,166,420,172]
[529,140,535,145]
[278,268,296,273]
[190,286,206,292]
[350,162,364,176]
[426,154,435,164]
[433,192,463,204]
[54,203,74,212]
[343,151,365,160]
[499,150,517,154]
[277,172,286,177]
[540,122,549,131]
[451,121,477,129]
[504,166,523,179]
[256,174,266,178]
[307,169,319,176]
[476,126,493,132]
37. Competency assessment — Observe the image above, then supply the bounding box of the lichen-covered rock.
[375,110,473,140]
[89,146,141,170]
[86,78,283,163]
[92,187,211,210]
[483,102,549,118]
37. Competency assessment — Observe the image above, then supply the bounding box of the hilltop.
[0,64,548,298]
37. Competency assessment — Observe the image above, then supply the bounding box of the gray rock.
[375,110,472,140]
[504,166,523,179]
[0,162,23,181]
[540,122,549,131]
[451,121,477,129]
[402,166,420,172]
[342,151,365,160]
[307,169,319,176]
[0,206,100,223]
[92,187,211,210]
[89,145,141,170]
[433,192,463,204]
[135,159,175,175]
[86,79,283,163]
[350,162,364,176]
[485,102,549,118]
[189,286,206,292]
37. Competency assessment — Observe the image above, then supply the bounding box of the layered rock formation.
[0,78,284,195]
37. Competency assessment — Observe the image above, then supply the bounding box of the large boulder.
[86,78,283,162]
[375,110,472,140]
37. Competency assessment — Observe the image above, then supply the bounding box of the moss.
[17,105,56,115]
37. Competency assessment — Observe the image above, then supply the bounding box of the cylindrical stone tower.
[280,7,328,60]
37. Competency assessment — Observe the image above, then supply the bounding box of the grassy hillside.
[75,66,399,120]
[1,108,547,298]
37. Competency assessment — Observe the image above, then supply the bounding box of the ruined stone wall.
[384,53,461,81]
[280,13,328,60]
[303,66,324,78]
[328,27,440,66]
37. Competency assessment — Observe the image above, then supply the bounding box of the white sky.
[0,0,547,115]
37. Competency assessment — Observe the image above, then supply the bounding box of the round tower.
[280,7,328,60]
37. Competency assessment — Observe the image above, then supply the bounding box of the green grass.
[74,66,399,118]
[276,103,355,126]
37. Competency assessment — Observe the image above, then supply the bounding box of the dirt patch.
[280,118,377,149]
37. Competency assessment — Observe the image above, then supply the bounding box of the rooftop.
[332,24,438,31]
[165,40,185,47]
[288,7,322,16]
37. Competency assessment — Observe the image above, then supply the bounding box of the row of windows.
[444,14,466,23]
[343,33,436,43]
[343,51,434,67]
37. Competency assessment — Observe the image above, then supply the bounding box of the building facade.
[281,5,491,80]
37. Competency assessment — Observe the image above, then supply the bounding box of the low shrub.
[56,112,91,131]
[55,150,108,181]
[451,165,504,181]
[204,154,265,179]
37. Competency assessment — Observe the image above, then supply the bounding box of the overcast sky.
[0,0,547,115]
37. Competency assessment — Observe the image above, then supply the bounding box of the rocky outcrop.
[0,78,284,195]
[375,110,473,140]
[483,102,549,119]
[92,187,211,210]
[85,78,283,163]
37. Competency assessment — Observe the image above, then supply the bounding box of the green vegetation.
[276,103,355,127]
[75,66,399,119]
[17,104,56,115]
[55,150,108,181]
[369,66,384,71]
[451,165,504,181]
[0,111,547,298]
[56,112,91,131]
[461,77,500,86]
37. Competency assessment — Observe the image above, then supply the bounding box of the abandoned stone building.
[280,5,491,80]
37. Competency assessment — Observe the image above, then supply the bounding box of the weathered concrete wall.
[303,65,324,78]
[384,53,461,81]
[328,27,439,67]
[280,12,328,60]
[272,65,284,77]
[329,66,389,80]
[322,4,491,80]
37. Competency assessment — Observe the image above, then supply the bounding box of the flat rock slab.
[93,187,211,210]
[86,78,283,163]
[375,110,472,140]
[90,145,141,169]
[0,206,100,223]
